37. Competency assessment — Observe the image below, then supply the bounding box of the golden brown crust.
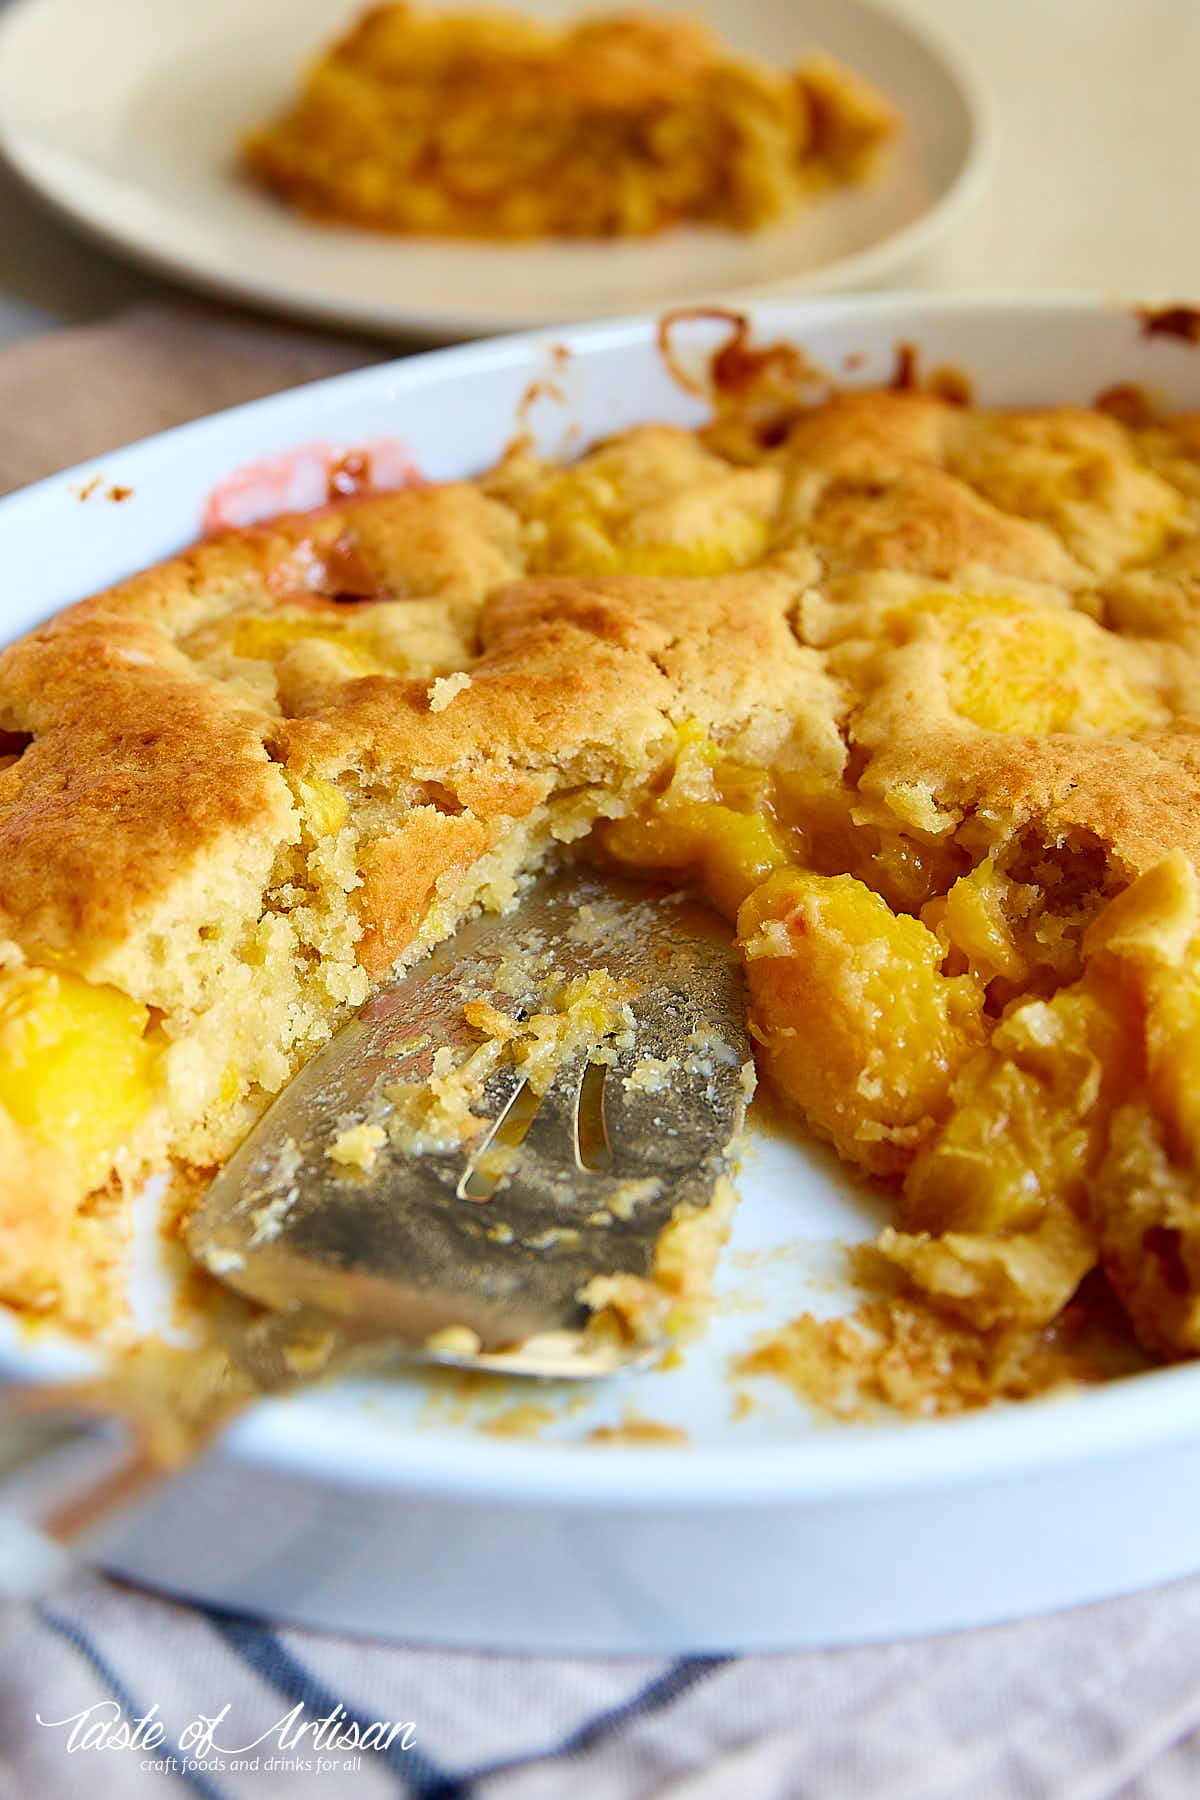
[803,465,1088,585]
[853,722,1200,881]
[0,458,839,1004]
[274,567,839,800]
[0,609,293,979]
[11,370,1200,1366]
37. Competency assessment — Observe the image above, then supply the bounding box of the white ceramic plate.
[0,0,990,339]
[6,295,1200,1653]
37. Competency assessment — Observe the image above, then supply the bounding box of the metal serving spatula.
[185,865,753,1379]
[0,867,751,1591]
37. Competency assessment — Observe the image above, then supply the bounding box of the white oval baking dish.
[4,294,1200,1652]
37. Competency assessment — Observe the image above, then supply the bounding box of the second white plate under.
[0,0,990,339]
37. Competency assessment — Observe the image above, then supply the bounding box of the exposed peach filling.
[0,968,160,1190]
[598,717,1200,1356]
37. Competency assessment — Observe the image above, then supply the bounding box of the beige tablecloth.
[2,303,1200,1800]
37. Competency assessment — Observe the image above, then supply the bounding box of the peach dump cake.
[8,331,1200,1418]
[243,4,899,239]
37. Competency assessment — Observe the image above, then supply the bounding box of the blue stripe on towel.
[203,1599,732,1800]
[423,1653,736,1799]
[37,1604,232,1800]
[201,1602,453,1795]
[554,1653,734,1758]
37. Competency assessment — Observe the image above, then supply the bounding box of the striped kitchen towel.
[7,1565,1200,1797]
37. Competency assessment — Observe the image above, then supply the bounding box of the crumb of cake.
[606,1177,663,1221]
[481,1401,557,1437]
[623,1055,677,1094]
[243,4,899,241]
[415,1364,492,1427]
[579,1272,673,1345]
[424,1324,484,1356]
[279,1324,340,1377]
[384,1041,503,1157]
[198,1245,246,1278]
[735,1295,1106,1420]
[327,1121,388,1170]
[461,997,520,1041]
[247,1191,298,1245]
[655,1175,739,1302]
[616,1027,746,1100]
[428,671,473,713]
[587,1410,690,1445]
[524,1227,583,1250]
[500,970,639,1092]
[380,967,639,1158]
[736,1250,1149,1418]
[580,1173,739,1342]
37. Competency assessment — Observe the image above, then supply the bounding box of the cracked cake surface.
[6,336,1200,1401]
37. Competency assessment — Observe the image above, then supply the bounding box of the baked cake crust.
[7,358,1200,1397]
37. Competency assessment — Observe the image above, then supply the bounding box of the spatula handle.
[0,1397,161,1600]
